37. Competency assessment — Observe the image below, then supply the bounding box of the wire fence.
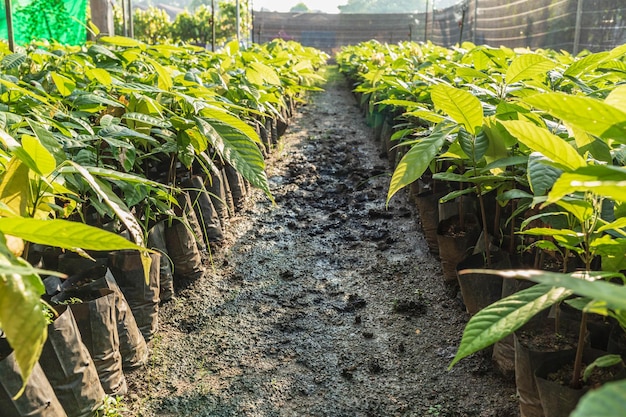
[253,0,626,54]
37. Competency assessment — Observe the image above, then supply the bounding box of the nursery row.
[337,40,626,416]
[0,34,327,416]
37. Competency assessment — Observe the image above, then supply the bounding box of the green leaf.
[122,112,171,129]
[85,68,113,87]
[194,117,272,202]
[522,269,626,311]
[458,128,488,163]
[386,123,452,203]
[0,217,146,252]
[571,379,626,417]
[0,53,26,70]
[582,354,623,382]
[431,84,483,135]
[20,135,56,177]
[501,120,586,171]
[144,57,173,91]
[0,257,47,397]
[604,85,626,114]
[50,72,76,97]
[67,162,145,249]
[99,36,145,49]
[505,53,556,84]
[246,61,282,86]
[524,92,626,142]
[0,158,30,216]
[26,120,65,164]
[527,152,563,196]
[547,165,626,204]
[563,51,609,78]
[450,283,571,368]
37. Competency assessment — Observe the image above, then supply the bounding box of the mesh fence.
[0,0,88,46]
[254,0,626,53]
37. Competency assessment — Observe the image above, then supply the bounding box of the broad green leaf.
[555,199,593,223]
[144,57,173,91]
[598,217,626,234]
[522,269,626,311]
[0,158,29,216]
[519,227,581,238]
[450,283,571,368]
[524,92,626,142]
[0,78,49,104]
[0,257,47,397]
[67,162,145,248]
[458,128,488,163]
[0,53,26,71]
[246,62,281,86]
[71,92,125,109]
[20,135,55,176]
[26,120,65,163]
[194,117,272,202]
[547,165,626,204]
[563,51,609,78]
[571,380,626,417]
[0,217,147,252]
[122,112,171,129]
[505,53,556,84]
[85,68,113,87]
[582,354,623,382]
[99,36,145,49]
[431,84,483,135]
[50,72,76,97]
[199,107,261,144]
[604,85,626,113]
[501,120,586,171]
[386,123,452,203]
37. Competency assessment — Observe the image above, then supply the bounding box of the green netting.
[0,0,88,45]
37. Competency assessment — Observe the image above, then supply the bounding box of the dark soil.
[124,67,519,417]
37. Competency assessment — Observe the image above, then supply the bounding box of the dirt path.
[125,67,519,417]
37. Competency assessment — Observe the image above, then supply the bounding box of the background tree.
[290,2,311,12]
[132,6,171,43]
[171,5,213,45]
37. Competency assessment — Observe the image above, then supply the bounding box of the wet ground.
[125,67,519,417]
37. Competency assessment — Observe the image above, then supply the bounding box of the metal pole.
[211,0,216,51]
[573,0,583,55]
[424,0,429,42]
[458,5,466,44]
[4,0,14,51]
[236,0,241,44]
[128,0,134,38]
[121,0,128,36]
[472,0,478,43]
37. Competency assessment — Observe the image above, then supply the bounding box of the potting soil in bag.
[108,251,160,342]
[203,169,230,228]
[165,219,205,281]
[61,289,127,396]
[221,167,236,215]
[224,164,247,211]
[60,264,148,370]
[182,175,224,243]
[40,305,105,417]
[148,221,175,303]
[175,191,208,254]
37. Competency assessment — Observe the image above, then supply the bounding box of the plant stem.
[477,183,491,267]
[570,311,587,389]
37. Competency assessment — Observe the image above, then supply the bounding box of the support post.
[424,0,429,42]
[236,0,241,44]
[4,0,14,51]
[212,0,216,51]
[573,0,583,55]
[89,0,114,36]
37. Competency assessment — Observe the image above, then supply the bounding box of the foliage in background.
[0,0,88,45]
[114,0,253,46]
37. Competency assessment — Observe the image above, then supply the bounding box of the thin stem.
[570,312,587,389]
